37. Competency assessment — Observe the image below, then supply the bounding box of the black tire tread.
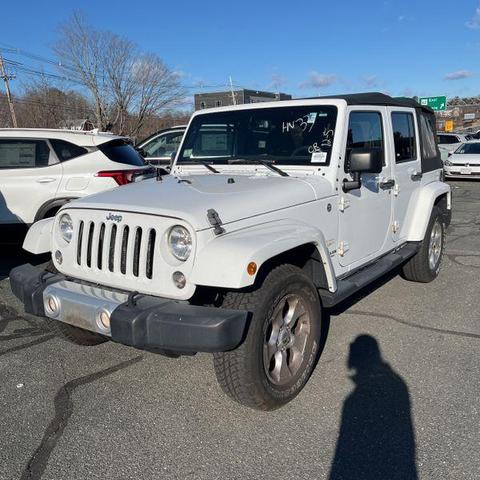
[213,264,318,410]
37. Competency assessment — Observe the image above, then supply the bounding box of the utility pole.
[229,76,237,105]
[0,54,18,127]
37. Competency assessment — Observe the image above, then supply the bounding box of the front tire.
[402,206,445,283]
[213,264,322,410]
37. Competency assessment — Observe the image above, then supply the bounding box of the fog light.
[172,271,186,289]
[98,309,111,329]
[55,250,63,265]
[45,294,60,316]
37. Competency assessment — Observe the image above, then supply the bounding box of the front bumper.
[10,264,248,354]
[445,166,480,179]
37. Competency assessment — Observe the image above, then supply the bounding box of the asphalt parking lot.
[0,180,479,480]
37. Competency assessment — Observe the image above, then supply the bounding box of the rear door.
[388,109,422,242]
[0,139,62,224]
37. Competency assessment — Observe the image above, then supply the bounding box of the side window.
[0,140,52,169]
[142,132,184,158]
[345,111,384,171]
[50,139,88,161]
[419,113,438,160]
[391,112,417,162]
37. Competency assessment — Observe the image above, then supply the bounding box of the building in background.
[435,102,480,133]
[194,89,291,110]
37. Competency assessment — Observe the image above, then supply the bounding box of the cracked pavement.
[0,180,479,480]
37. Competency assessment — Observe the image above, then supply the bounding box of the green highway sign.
[419,96,447,111]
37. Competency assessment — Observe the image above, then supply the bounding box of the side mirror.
[350,148,383,174]
[343,148,383,192]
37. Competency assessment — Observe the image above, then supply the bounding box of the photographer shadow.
[329,335,418,480]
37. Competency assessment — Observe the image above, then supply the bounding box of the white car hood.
[449,153,480,165]
[68,173,331,230]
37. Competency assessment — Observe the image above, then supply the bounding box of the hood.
[450,154,480,165]
[69,173,331,230]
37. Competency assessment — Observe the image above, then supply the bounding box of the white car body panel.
[22,98,451,300]
[0,129,144,225]
[23,217,54,254]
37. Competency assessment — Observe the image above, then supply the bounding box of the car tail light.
[95,169,146,186]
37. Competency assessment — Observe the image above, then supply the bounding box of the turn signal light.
[247,262,257,276]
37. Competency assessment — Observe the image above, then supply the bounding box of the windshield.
[178,105,338,166]
[455,143,480,154]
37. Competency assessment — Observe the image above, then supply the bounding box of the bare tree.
[15,76,92,128]
[54,12,185,135]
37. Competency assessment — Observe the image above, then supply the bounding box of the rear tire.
[213,264,322,410]
[402,206,445,283]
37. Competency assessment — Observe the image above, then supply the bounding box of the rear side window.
[50,139,88,161]
[437,135,458,145]
[345,111,384,171]
[142,131,184,158]
[98,139,145,166]
[392,112,416,162]
[0,140,52,169]
[419,113,438,160]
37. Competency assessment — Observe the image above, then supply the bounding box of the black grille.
[75,220,157,279]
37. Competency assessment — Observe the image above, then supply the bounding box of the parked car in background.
[0,128,151,240]
[136,126,186,166]
[444,141,480,179]
[437,132,472,153]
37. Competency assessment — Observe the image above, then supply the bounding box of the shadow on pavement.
[20,356,144,480]
[328,335,417,480]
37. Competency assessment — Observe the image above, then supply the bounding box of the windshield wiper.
[228,158,289,177]
[187,158,219,173]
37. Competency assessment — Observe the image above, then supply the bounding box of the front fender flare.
[190,220,336,292]
[23,218,54,254]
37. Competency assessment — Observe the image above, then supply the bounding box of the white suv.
[11,94,451,410]
[0,129,150,239]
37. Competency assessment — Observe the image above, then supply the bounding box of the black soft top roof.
[304,92,434,113]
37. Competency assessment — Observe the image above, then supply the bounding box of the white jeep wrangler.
[11,93,451,410]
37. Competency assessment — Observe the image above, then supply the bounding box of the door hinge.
[338,197,350,212]
[392,221,400,234]
[338,241,349,257]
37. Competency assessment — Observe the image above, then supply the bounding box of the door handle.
[410,172,423,181]
[379,179,395,190]
[36,177,56,184]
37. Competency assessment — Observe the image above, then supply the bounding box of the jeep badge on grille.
[106,213,123,222]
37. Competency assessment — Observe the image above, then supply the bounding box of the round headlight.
[168,225,192,261]
[444,159,452,166]
[59,213,73,243]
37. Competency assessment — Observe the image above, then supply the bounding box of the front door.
[387,108,422,242]
[338,107,394,268]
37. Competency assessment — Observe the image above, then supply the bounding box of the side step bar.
[319,242,420,308]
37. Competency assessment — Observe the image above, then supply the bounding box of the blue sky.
[1,0,480,103]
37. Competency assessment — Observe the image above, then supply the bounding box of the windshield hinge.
[207,209,226,235]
